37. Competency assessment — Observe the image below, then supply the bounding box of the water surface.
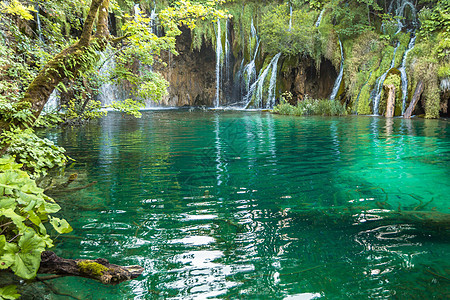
[39,111,449,299]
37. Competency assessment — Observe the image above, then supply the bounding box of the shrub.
[273,94,347,116]
[1,129,70,178]
[0,157,72,299]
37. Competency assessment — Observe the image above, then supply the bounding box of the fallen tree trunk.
[38,251,143,284]
[403,81,424,118]
[385,84,396,117]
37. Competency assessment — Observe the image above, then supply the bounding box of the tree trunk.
[19,0,109,122]
[403,81,424,119]
[38,251,143,284]
[385,84,396,117]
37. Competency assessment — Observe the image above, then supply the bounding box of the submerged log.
[403,81,424,118]
[38,251,143,284]
[385,84,396,117]
[288,204,450,232]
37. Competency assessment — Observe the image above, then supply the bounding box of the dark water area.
[36,111,449,299]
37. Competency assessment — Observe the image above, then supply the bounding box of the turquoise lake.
[37,111,449,299]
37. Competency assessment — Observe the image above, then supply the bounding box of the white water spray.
[245,53,282,109]
[315,9,325,27]
[215,19,223,108]
[399,35,416,114]
[371,43,399,115]
[330,39,344,100]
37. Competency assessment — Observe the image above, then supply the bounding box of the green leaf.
[0,199,16,210]
[0,242,18,270]
[0,285,20,300]
[49,217,73,234]
[9,230,45,279]
[41,201,61,214]
[0,209,26,233]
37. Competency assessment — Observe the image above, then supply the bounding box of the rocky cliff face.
[279,57,337,103]
[154,26,338,107]
[155,28,216,107]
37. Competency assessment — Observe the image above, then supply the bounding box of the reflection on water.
[37,112,449,299]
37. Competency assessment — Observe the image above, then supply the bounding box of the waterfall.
[134,4,140,19]
[215,19,223,108]
[288,6,293,31]
[266,53,282,109]
[370,43,399,115]
[43,91,59,113]
[231,19,260,107]
[35,4,43,43]
[224,19,230,79]
[245,53,282,109]
[441,78,450,91]
[387,0,418,34]
[315,9,325,27]
[399,35,416,114]
[149,5,157,34]
[330,39,344,100]
[97,51,120,107]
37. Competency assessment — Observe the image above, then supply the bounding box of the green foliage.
[0,285,20,300]
[273,93,347,116]
[259,4,320,58]
[438,63,450,79]
[408,25,446,118]
[417,1,450,39]
[108,99,145,118]
[159,0,230,31]
[34,112,64,128]
[62,99,106,122]
[383,73,401,88]
[0,0,35,20]
[1,129,69,178]
[328,0,375,38]
[0,157,72,282]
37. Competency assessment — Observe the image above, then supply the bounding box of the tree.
[0,0,229,297]
[0,0,228,130]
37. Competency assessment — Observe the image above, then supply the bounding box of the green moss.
[77,261,109,277]
[356,84,372,115]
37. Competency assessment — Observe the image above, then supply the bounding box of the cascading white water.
[387,0,417,34]
[246,53,282,109]
[215,19,223,108]
[149,5,157,34]
[134,3,140,18]
[441,78,450,91]
[232,19,260,107]
[266,53,282,109]
[35,4,43,43]
[315,8,325,27]
[97,51,119,107]
[224,19,230,79]
[329,39,344,100]
[399,35,416,114]
[371,43,399,115]
[43,90,59,113]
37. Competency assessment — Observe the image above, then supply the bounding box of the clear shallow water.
[37,111,448,299]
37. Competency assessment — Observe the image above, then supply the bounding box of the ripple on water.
[39,111,450,299]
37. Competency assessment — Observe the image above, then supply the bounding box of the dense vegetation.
[191,0,448,117]
[0,0,449,298]
[0,0,227,298]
